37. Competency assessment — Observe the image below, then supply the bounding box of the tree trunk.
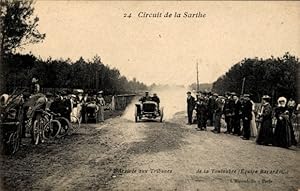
[0,15,5,94]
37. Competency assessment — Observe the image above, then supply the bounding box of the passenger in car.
[151,93,160,114]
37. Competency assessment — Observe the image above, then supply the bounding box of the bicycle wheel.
[43,120,61,140]
[32,119,40,145]
[56,117,71,138]
[6,131,19,155]
[32,112,48,145]
[10,108,24,154]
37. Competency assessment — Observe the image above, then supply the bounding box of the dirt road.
[1,110,299,191]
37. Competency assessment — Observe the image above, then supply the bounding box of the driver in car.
[138,91,151,114]
[139,91,152,102]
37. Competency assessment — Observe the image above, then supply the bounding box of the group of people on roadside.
[186,91,298,148]
[1,77,109,145]
[22,78,107,136]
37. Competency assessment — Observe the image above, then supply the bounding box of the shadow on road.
[126,120,190,155]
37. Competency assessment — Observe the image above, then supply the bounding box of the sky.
[23,1,300,86]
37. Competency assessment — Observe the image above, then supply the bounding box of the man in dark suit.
[241,94,253,140]
[195,96,208,130]
[207,93,218,126]
[186,91,195,125]
[61,91,72,121]
[223,94,235,134]
[212,96,224,133]
[232,94,241,135]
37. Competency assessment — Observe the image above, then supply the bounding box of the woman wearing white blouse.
[250,99,257,137]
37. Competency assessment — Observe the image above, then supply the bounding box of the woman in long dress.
[250,100,257,137]
[96,91,106,123]
[256,95,273,145]
[273,97,297,148]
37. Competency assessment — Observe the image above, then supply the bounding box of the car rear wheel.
[134,106,138,123]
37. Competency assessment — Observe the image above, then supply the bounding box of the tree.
[212,53,299,103]
[189,83,212,92]
[0,0,45,92]
[1,0,45,54]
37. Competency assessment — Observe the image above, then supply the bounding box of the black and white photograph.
[0,1,299,190]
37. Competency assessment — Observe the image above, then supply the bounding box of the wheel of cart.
[3,122,21,155]
[85,103,98,123]
[3,108,23,155]
[0,91,26,155]
[0,97,24,155]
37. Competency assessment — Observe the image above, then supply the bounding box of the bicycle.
[32,109,61,145]
[42,110,62,140]
[55,116,71,138]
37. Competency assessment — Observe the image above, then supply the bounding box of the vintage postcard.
[0,1,299,191]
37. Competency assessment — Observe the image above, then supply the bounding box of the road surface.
[1,108,299,191]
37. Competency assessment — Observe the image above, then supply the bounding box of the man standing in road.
[212,96,224,133]
[241,94,253,140]
[186,91,195,125]
[232,94,242,135]
[207,93,217,126]
[223,93,234,134]
[195,96,208,130]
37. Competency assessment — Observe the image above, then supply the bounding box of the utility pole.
[95,70,99,92]
[241,77,246,96]
[196,61,199,92]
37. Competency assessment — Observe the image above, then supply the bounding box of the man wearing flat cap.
[186,91,195,125]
